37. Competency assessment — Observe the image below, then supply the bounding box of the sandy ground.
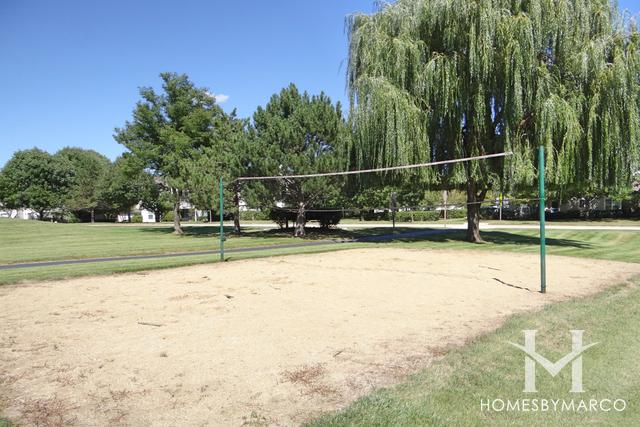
[1,248,640,426]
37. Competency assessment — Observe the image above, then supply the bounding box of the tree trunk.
[233,188,241,234]
[39,209,45,221]
[294,202,306,237]
[90,209,95,223]
[466,180,487,243]
[128,211,131,223]
[173,202,183,235]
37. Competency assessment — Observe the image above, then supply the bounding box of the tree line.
[2,0,640,241]
[0,147,159,223]
[0,76,352,236]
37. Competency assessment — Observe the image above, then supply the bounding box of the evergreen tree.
[253,84,348,236]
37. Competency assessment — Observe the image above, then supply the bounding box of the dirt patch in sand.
[1,248,639,426]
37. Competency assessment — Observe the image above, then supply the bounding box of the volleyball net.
[231,151,518,224]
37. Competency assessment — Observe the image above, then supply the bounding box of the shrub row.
[395,210,440,222]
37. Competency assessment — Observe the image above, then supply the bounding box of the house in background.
[116,202,158,223]
[0,207,39,220]
[557,196,623,213]
[116,201,209,223]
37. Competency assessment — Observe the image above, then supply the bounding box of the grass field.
[1,218,640,285]
[389,229,640,262]
[0,218,329,264]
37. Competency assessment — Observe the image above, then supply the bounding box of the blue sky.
[1,0,639,166]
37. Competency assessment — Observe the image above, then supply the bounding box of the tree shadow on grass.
[246,226,422,241]
[137,225,591,251]
[138,225,228,238]
[137,224,422,241]
[377,230,592,250]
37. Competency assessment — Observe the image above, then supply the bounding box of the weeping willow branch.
[347,0,640,194]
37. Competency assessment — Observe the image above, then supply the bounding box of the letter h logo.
[509,330,598,393]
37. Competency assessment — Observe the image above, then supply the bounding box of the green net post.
[539,145,546,293]
[219,177,224,261]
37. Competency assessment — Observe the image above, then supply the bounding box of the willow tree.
[347,0,640,242]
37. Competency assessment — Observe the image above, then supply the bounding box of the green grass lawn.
[388,229,640,263]
[0,218,382,284]
[308,278,640,426]
[1,218,640,285]
[0,218,396,264]
[0,218,297,264]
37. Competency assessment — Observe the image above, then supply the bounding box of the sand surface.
[1,248,639,426]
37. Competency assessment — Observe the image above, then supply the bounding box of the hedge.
[444,208,467,219]
[393,209,467,222]
[395,210,440,222]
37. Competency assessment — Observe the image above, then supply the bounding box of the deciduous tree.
[0,149,73,219]
[97,155,158,221]
[56,147,111,222]
[115,72,227,234]
[186,111,253,233]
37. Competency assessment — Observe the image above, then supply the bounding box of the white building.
[116,201,209,223]
[117,202,157,223]
[557,196,624,213]
[0,208,39,220]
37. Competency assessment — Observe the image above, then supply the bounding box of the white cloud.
[214,93,229,104]
[205,91,229,104]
